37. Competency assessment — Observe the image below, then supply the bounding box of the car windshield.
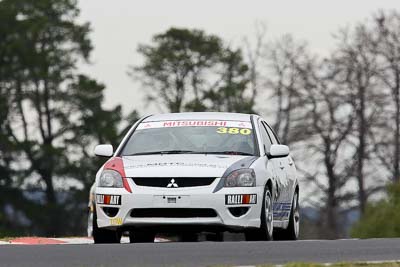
[121,120,256,156]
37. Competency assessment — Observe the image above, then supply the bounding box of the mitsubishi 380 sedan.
[88,112,300,243]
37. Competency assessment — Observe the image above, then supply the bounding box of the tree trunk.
[357,86,367,213]
[324,143,339,239]
[394,83,400,183]
[44,175,56,204]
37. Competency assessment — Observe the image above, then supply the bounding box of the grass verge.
[257,262,400,267]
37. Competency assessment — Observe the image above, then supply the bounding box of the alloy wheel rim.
[293,193,300,237]
[265,191,273,236]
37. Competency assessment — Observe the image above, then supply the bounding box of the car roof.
[143,112,253,122]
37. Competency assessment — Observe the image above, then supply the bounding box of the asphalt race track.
[1,238,400,267]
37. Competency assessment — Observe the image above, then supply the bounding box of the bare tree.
[264,35,315,144]
[332,24,383,214]
[370,10,400,183]
[243,22,268,111]
[300,59,357,238]
[263,35,357,238]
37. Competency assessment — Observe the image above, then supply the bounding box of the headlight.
[99,170,123,188]
[224,169,256,187]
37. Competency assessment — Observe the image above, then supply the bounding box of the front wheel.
[92,210,121,244]
[245,185,273,241]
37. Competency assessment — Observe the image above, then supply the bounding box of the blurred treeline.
[1,0,400,239]
[0,0,139,236]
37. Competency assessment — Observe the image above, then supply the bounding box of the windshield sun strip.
[120,120,256,157]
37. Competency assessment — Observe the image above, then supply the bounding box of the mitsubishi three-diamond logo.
[167,178,178,188]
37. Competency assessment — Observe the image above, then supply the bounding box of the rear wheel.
[92,210,121,244]
[274,191,300,240]
[129,231,156,243]
[245,185,273,241]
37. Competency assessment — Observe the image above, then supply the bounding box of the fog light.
[228,207,250,217]
[102,207,119,217]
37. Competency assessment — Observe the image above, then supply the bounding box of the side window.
[258,120,272,152]
[263,122,279,144]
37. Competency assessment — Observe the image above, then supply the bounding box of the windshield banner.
[137,120,252,130]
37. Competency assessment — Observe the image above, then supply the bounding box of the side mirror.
[94,144,113,157]
[268,144,289,158]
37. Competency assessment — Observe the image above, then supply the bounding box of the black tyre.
[129,231,155,243]
[92,210,121,244]
[205,232,224,242]
[245,185,273,241]
[180,232,198,242]
[274,191,300,240]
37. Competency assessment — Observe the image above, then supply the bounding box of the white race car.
[89,112,299,243]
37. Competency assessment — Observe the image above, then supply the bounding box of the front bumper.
[95,178,263,231]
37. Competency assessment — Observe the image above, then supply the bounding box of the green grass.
[255,262,400,267]
[213,261,400,267]
[210,262,400,267]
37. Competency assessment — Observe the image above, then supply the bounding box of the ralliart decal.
[96,194,121,205]
[225,194,257,205]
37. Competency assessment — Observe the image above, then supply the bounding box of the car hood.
[122,154,250,177]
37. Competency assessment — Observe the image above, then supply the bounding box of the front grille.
[132,177,216,187]
[130,208,218,218]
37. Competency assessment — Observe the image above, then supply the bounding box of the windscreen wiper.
[124,150,196,156]
[205,151,254,156]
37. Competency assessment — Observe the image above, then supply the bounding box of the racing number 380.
[216,127,252,135]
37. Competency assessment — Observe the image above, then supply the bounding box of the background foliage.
[351,183,400,238]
